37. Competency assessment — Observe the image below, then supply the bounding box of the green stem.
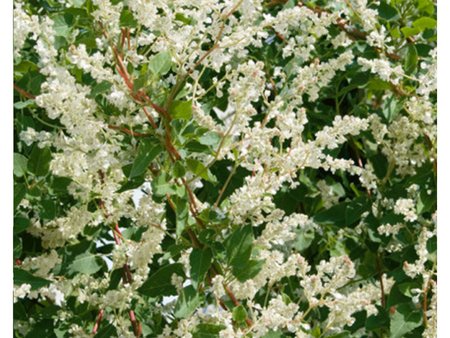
[214,164,237,208]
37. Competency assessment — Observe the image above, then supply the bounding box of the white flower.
[394,198,417,222]
[14,284,31,302]
[377,223,403,236]
[358,57,403,84]
[13,2,39,57]
[21,250,61,278]
[211,275,226,298]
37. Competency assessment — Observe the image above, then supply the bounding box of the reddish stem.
[142,107,158,129]
[13,83,36,99]
[92,309,104,334]
[422,279,431,328]
[224,284,253,327]
[129,310,142,337]
[108,124,149,137]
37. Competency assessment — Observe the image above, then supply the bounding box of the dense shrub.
[13,0,436,337]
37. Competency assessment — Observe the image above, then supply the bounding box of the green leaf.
[199,131,221,147]
[28,146,52,177]
[70,0,86,7]
[314,197,369,227]
[173,193,189,236]
[174,285,201,319]
[314,203,346,225]
[94,324,118,338]
[413,17,437,31]
[418,0,435,15]
[133,72,150,94]
[225,225,254,267]
[185,140,210,153]
[232,259,264,282]
[386,280,411,308]
[378,1,399,20]
[381,95,401,123]
[404,44,418,74]
[193,324,225,338]
[14,268,51,290]
[14,100,35,109]
[368,78,391,91]
[173,161,186,178]
[366,306,389,331]
[152,173,177,197]
[401,27,421,38]
[398,281,421,298]
[120,9,138,28]
[129,139,162,178]
[232,305,248,323]
[186,158,217,183]
[117,176,145,193]
[138,263,185,297]
[67,252,103,275]
[170,100,193,120]
[14,183,27,210]
[345,197,370,226]
[52,14,71,38]
[190,247,213,289]
[13,302,27,320]
[14,235,22,259]
[90,81,112,98]
[14,216,30,234]
[51,176,72,194]
[224,225,262,282]
[25,319,55,338]
[390,304,422,338]
[175,13,193,25]
[293,228,315,252]
[149,51,172,76]
[14,153,28,177]
[41,198,57,220]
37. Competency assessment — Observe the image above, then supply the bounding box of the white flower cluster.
[417,48,437,98]
[314,115,369,150]
[345,0,379,31]
[251,296,300,337]
[13,0,436,336]
[255,210,312,249]
[377,222,403,236]
[21,250,61,278]
[358,57,403,84]
[28,206,95,248]
[264,6,337,60]
[394,198,417,222]
[229,251,308,300]
[370,114,428,176]
[403,227,435,281]
[13,2,39,57]
[423,280,437,338]
[292,51,355,102]
[19,127,53,148]
[14,283,65,307]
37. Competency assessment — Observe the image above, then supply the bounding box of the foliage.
[13,0,436,337]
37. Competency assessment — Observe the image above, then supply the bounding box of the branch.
[376,254,386,308]
[107,124,150,137]
[96,172,141,338]
[294,1,401,61]
[422,279,432,328]
[92,309,104,334]
[224,284,253,327]
[14,83,36,100]
[102,23,253,330]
